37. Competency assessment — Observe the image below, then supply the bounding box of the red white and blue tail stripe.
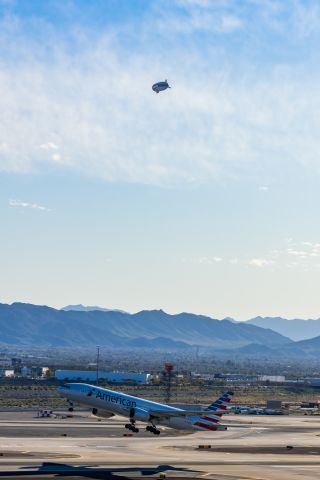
[206,390,234,413]
[193,391,234,431]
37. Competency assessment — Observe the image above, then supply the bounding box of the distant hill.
[247,316,320,341]
[0,302,291,350]
[232,343,276,356]
[127,336,191,350]
[213,337,320,360]
[62,304,126,314]
[279,335,320,358]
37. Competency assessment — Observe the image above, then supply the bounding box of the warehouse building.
[214,373,285,383]
[55,370,151,384]
[21,366,49,378]
[259,375,285,383]
[0,368,14,377]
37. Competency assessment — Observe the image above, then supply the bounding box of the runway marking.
[91,446,120,449]
[272,465,320,468]
[58,445,78,448]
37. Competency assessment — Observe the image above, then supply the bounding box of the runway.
[0,411,319,479]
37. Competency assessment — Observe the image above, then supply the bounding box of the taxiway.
[0,411,319,479]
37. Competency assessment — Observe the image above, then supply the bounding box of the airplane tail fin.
[206,390,234,414]
[193,391,234,431]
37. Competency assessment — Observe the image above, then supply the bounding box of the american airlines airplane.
[58,383,234,435]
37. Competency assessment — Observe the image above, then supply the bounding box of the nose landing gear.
[67,400,74,412]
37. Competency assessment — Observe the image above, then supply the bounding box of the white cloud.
[248,240,320,270]
[9,199,51,212]
[39,142,59,150]
[181,256,223,264]
[176,0,210,7]
[259,185,269,191]
[198,256,223,264]
[220,14,243,33]
[229,258,239,265]
[287,248,308,258]
[51,153,62,163]
[286,242,320,259]
[156,1,243,34]
[174,0,320,37]
[249,258,275,268]
[293,1,320,37]
[180,237,320,273]
[182,240,320,272]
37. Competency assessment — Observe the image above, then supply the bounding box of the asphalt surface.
[0,411,320,479]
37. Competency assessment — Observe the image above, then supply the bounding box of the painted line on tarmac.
[272,464,320,467]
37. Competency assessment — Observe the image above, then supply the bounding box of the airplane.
[152,80,171,93]
[58,383,234,435]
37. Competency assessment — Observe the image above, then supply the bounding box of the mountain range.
[246,316,320,341]
[2,302,320,358]
[218,336,320,359]
[0,302,290,351]
[62,304,127,314]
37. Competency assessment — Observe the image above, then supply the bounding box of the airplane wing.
[149,410,208,418]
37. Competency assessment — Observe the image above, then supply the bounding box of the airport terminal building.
[55,369,151,384]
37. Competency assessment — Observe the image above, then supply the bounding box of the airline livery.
[58,383,234,435]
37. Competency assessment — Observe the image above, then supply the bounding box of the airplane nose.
[57,385,69,396]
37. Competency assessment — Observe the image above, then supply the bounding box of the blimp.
[152,80,171,93]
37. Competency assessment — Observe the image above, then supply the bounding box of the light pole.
[96,346,100,386]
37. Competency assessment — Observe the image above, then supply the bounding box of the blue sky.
[1,0,320,319]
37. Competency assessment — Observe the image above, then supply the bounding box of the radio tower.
[164,362,174,404]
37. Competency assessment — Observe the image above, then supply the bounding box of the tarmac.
[0,410,319,479]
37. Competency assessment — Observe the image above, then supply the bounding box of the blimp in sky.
[152,80,171,93]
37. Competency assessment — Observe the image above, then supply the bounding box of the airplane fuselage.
[58,383,227,432]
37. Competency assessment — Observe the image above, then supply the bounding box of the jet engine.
[91,408,114,418]
[129,407,150,422]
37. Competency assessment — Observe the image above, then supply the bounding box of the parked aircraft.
[58,383,233,435]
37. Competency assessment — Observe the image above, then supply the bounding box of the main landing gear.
[67,400,74,412]
[146,425,160,435]
[124,423,160,434]
[125,423,139,433]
